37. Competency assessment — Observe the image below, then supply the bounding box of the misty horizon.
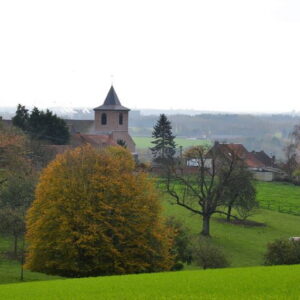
[1,1,300,113]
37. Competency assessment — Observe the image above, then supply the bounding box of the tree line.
[12,104,70,145]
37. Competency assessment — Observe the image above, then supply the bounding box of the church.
[92,86,135,152]
[53,86,136,155]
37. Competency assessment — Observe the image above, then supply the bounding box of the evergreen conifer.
[150,114,176,163]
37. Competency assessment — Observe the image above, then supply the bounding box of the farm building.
[186,142,285,181]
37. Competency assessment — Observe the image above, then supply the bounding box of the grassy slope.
[163,199,300,267]
[0,261,61,284]
[133,136,209,149]
[256,181,300,214]
[161,181,300,267]
[0,237,61,284]
[0,265,300,299]
[1,181,300,284]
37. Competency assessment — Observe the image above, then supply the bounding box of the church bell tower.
[93,86,136,152]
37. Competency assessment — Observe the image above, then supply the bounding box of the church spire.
[94,86,130,111]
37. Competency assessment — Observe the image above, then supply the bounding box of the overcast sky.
[0,0,300,112]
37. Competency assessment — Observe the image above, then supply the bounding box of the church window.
[119,113,123,125]
[101,113,107,125]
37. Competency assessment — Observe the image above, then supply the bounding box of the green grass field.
[133,136,210,149]
[256,181,300,215]
[0,265,299,299]
[1,181,300,286]
[163,199,300,267]
[0,236,60,284]
[161,180,300,267]
[0,260,61,284]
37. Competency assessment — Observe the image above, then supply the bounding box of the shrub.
[264,238,300,265]
[191,237,229,270]
[25,145,174,277]
[171,262,184,271]
[166,217,193,265]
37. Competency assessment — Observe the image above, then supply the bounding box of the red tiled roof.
[220,144,249,159]
[252,151,273,167]
[46,133,118,158]
[213,143,266,168]
[79,134,117,147]
[244,152,265,168]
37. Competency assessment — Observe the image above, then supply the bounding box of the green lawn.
[0,260,61,285]
[0,265,299,299]
[133,136,210,149]
[1,181,300,285]
[0,236,61,285]
[256,181,300,215]
[160,180,300,267]
[163,197,300,267]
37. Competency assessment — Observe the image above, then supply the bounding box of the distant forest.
[2,107,300,159]
[129,112,300,159]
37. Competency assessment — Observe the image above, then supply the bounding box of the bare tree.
[282,124,300,181]
[283,143,298,180]
[163,144,253,236]
[0,174,35,257]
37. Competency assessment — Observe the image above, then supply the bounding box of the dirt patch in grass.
[217,218,266,227]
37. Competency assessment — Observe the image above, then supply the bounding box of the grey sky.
[0,0,299,112]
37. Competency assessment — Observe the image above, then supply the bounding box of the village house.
[186,142,285,182]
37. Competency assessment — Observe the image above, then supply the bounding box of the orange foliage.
[0,125,32,176]
[25,145,174,277]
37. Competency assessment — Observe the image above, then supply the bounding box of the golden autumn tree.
[25,145,174,277]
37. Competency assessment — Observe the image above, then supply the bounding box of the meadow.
[163,200,300,267]
[0,237,61,284]
[256,181,300,215]
[161,180,300,267]
[133,136,210,149]
[0,265,299,299]
[1,181,300,285]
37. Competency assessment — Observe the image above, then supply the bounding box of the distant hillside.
[129,114,300,158]
[2,107,300,158]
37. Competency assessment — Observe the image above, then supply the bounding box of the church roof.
[94,86,130,111]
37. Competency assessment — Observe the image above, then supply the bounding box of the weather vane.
[110,74,114,86]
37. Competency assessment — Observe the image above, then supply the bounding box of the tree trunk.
[20,234,25,281]
[201,215,211,236]
[14,234,18,257]
[227,205,232,222]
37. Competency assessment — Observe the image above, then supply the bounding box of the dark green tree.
[12,105,70,145]
[222,164,257,222]
[117,139,127,148]
[265,238,300,266]
[166,217,193,266]
[12,105,29,131]
[150,114,176,163]
[191,237,229,269]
